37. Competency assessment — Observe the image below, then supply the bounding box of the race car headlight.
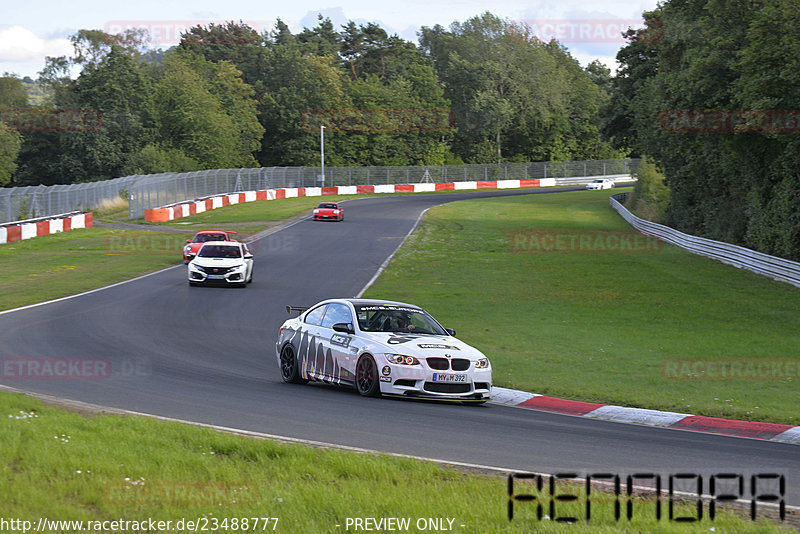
[313,209,319,214]
[385,354,419,365]
[475,358,490,369]
[184,246,192,252]
[333,210,340,214]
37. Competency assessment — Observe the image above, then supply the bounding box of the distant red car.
[183,231,238,263]
[313,202,344,222]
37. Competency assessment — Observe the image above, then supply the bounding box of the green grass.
[0,227,186,312]
[1,391,788,533]
[365,190,800,424]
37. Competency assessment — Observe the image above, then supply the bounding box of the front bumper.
[188,266,247,284]
[378,362,492,401]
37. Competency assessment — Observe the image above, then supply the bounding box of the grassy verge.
[365,190,800,424]
[1,391,788,533]
[0,227,186,312]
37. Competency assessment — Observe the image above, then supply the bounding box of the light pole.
[320,125,325,187]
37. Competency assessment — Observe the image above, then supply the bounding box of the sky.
[0,0,660,79]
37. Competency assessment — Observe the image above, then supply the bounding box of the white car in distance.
[188,241,254,287]
[586,178,615,190]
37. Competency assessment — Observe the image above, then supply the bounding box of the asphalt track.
[1,186,798,508]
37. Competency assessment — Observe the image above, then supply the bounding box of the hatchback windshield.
[198,244,241,258]
[355,305,446,335]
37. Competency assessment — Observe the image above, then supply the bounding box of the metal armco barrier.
[610,193,800,288]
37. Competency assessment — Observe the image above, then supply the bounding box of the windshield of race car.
[355,305,446,335]
[197,244,242,258]
[193,233,227,243]
[318,203,338,209]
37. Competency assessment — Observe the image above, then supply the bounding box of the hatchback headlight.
[385,354,419,365]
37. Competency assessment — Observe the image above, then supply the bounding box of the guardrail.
[610,193,800,288]
[0,211,93,244]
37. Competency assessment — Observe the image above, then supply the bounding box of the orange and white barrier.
[0,212,93,244]
[144,179,548,222]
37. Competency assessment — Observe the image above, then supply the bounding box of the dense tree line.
[605,0,800,260]
[0,13,618,187]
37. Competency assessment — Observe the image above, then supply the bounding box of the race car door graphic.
[318,302,357,386]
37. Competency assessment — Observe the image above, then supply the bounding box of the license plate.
[432,373,466,382]
[206,274,225,279]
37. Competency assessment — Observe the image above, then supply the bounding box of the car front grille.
[451,359,470,371]
[197,266,232,275]
[474,382,490,390]
[426,358,449,370]
[426,358,471,371]
[424,382,471,394]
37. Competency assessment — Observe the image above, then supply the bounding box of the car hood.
[191,257,245,268]
[358,332,486,360]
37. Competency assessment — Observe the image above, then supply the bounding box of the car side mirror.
[244,253,253,259]
[445,328,456,336]
[186,239,191,244]
[332,322,354,334]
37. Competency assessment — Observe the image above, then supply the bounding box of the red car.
[313,202,344,222]
[183,230,238,263]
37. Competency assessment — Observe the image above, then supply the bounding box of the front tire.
[280,345,307,384]
[355,355,380,397]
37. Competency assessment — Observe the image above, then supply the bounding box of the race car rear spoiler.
[286,305,309,315]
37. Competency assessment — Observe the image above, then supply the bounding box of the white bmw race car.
[275,299,492,403]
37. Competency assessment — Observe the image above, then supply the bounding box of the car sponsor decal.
[330,333,351,348]
[381,366,391,376]
[417,344,460,350]
[380,376,391,382]
[358,305,424,314]
[387,334,421,345]
[291,326,353,386]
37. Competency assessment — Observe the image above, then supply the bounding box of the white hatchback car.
[276,298,492,403]
[187,241,253,287]
[586,178,615,190]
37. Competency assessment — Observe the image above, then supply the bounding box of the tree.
[0,75,29,109]
[0,122,21,185]
[420,13,612,163]
[154,53,245,169]
[609,0,800,259]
